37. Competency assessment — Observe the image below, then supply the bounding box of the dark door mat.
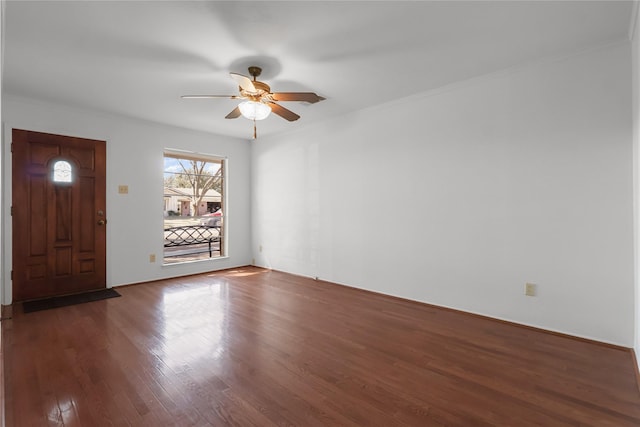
[23,288,121,313]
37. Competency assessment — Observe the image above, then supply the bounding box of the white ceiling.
[3,1,635,140]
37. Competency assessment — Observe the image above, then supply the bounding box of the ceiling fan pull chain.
[253,120,257,139]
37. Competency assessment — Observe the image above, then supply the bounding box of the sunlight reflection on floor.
[208,268,268,278]
[159,284,229,373]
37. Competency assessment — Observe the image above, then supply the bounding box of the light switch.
[118,185,129,194]
[525,283,537,297]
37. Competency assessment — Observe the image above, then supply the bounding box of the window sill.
[162,256,229,267]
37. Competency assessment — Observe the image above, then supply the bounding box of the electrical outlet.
[149,254,156,263]
[118,185,129,194]
[525,282,537,297]
[259,245,263,252]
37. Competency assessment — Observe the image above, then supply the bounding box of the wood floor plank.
[3,266,640,426]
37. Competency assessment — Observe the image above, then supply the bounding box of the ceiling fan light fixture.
[238,101,271,121]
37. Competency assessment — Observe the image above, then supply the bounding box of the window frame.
[163,149,227,265]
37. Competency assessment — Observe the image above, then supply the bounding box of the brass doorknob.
[97,219,107,226]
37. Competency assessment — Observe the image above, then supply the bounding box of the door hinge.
[10,142,13,153]
[11,270,13,280]
[10,206,13,216]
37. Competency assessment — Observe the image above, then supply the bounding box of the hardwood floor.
[3,266,640,426]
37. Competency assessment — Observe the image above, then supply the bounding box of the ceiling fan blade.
[267,102,300,122]
[225,106,242,119]
[271,92,325,104]
[181,95,240,99]
[230,73,256,93]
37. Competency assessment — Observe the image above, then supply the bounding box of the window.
[163,151,225,264]
[52,160,72,183]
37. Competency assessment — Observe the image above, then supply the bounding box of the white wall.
[631,0,640,368]
[0,0,4,308]
[253,42,634,346]
[2,94,253,303]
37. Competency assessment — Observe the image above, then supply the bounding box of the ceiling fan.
[182,66,325,138]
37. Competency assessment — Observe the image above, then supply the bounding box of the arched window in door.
[52,160,73,183]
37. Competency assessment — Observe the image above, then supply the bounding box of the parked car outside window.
[200,209,223,227]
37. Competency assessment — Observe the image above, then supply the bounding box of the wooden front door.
[12,129,107,301]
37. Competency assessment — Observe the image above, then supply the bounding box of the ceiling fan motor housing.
[248,66,262,78]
